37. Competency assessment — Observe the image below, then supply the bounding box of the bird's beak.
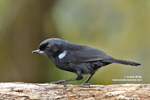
[32,49,44,54]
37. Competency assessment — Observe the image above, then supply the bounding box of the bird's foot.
[82,82,90,86]
[80,82,90,87]
[51,80,64,84]
[51,80,67,89]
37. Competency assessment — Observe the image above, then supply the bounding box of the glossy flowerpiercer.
[32,38,140,86]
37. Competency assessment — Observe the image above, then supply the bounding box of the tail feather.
[104,59,141,66]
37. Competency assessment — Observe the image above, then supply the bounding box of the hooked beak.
[32,49,45,54]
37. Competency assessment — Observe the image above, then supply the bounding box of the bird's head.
[32,38,66,57]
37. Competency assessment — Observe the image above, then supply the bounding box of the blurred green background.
[0,0,149,85]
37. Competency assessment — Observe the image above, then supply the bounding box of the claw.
[63,83,67,89]
[50,81,67,89]
[81,83,90,87]
[51,80,64,84]
[82,82,90,85]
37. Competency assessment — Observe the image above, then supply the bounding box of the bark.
[0,83,149,100]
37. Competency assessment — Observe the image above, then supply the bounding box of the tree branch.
[0,83,149,99]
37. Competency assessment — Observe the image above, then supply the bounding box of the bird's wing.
[60,45,113,63]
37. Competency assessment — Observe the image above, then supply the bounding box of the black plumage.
[32,38,140,85]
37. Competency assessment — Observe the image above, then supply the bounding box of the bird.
[32,38,141,86]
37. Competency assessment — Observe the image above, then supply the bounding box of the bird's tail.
[104,59,141,66]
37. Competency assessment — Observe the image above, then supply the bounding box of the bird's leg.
[82,73,95,85]
[51,78,77,84]
[51,71,83,88]
[51,78,76,89]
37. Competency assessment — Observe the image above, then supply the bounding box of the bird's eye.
[46,45,50,49]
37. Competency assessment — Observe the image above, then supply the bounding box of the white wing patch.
[58,51,67,59]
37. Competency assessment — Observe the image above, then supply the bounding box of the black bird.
[32,38,140,85]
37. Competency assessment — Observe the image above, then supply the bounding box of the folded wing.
[60,45,113,63]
